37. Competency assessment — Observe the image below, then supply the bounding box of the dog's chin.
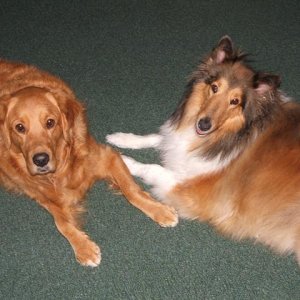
[28,165,56,176]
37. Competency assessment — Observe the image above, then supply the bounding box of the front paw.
[152,203,179,228]
[121,155,141,176]
[106,132,135,148]
[74,238,101,267]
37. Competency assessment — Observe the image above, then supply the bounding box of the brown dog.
[0,59,178,267]
[107,36,300,265]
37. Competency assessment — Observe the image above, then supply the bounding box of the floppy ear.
[0,98,11,149]
[49,91,87,146]
[60,113,70,143]
[44,92,70,143]
[45,91,87,145]
[253,72,281,96]
[60,98,82,144]
[210,35,234,64]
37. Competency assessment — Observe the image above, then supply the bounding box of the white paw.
[121,155,140,174]
[106,133,139,149]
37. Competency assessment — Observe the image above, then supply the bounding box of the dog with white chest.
[107,36,300,265]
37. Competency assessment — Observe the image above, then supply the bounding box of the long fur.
[0,59,178,267]
[107,36,300,266]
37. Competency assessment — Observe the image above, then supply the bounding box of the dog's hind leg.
[106,133,162,149]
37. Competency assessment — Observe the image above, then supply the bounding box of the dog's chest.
[159,122,230,180]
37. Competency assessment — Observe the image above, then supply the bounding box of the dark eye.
[211,84,218,93]
[230,98,240,105]
[15,123,26,133]
[46,119,55,129]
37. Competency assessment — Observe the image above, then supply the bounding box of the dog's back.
[202,101,300,254]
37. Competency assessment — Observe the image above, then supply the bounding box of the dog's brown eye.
[15,123,26,133]
[46,119,55,129]
[211,84,218,93]
[230,98,239,105]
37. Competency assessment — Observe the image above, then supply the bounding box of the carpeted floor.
[0,1,299,299]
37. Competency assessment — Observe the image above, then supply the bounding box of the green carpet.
[0,0,299,299]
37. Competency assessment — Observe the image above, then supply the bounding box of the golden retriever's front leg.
[41,201,101,267]
[97,146,178,227]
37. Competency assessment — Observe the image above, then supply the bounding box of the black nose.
[198,117,212,132]
[32,153,49,167]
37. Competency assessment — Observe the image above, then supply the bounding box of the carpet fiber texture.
[0,1,299,299]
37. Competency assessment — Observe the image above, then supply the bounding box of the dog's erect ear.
[253,72,281,96]
[210,35,234,64]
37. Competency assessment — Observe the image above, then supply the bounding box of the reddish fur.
[106,36,300,265]
[160,37,300,264]
[167,86,300,259]
[0,59,177,266]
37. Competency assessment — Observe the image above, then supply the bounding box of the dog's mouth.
[196,126,211,136]
[30,165,56,176]
[36,166,52,174]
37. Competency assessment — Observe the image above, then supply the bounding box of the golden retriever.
[0,59,178,267]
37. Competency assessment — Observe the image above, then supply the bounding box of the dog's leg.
[106,133,162,149]
[36,199,101,267]
[122,155,176,187]
[53,210,101,267]
[98,146,178,227]
[121,155,177,201]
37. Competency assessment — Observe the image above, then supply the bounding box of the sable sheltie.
[107,36,300,265]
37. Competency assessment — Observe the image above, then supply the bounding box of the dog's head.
[0,86,86,176]
[171,36,281,159]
